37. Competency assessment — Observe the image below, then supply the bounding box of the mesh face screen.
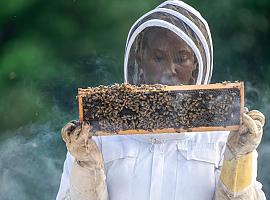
[78,82,244,135]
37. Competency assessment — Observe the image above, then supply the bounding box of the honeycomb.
[77,82,244,135]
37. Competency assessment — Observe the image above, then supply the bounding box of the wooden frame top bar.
[78,82,243,95]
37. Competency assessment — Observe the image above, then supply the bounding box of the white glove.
[61,120,108,200]
[61,120,102,162]
[225,109,265,160]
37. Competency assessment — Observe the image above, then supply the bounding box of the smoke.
[245,82,270,198]
[0,83,269,200]
[0,107,72,200]
[0,53,119,200]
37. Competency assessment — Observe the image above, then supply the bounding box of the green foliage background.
[0,0,270,199]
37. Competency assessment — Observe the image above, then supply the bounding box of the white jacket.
[56,131,264,200]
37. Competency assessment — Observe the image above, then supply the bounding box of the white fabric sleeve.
[252,151,267,200]
[56,152,75,200]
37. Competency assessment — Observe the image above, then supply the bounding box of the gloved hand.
[61,120,102,163]
[216,109,266,199]
[61,120,108,200]
[225,109,265,160]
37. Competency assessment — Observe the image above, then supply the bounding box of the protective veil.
[56,1,266,200]
[124,0,213,85]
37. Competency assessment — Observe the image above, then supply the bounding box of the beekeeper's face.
[137,28,197,85]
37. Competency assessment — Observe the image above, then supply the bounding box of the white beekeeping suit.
[56,1,266,200]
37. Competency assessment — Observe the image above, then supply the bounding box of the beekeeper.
[56,1,266,200]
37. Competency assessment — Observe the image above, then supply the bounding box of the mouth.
[160,76,182,86]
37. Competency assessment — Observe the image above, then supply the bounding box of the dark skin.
[137,28,197,85]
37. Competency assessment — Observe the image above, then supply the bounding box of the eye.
[174,54,188,64]
[153,54,164,63]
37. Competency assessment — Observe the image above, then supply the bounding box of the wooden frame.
[77,82,244,135]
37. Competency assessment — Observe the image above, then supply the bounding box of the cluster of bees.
[81,83,241,133]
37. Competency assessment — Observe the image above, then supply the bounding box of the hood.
[124,0,213,85]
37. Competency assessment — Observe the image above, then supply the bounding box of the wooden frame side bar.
[78,93,84,122]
